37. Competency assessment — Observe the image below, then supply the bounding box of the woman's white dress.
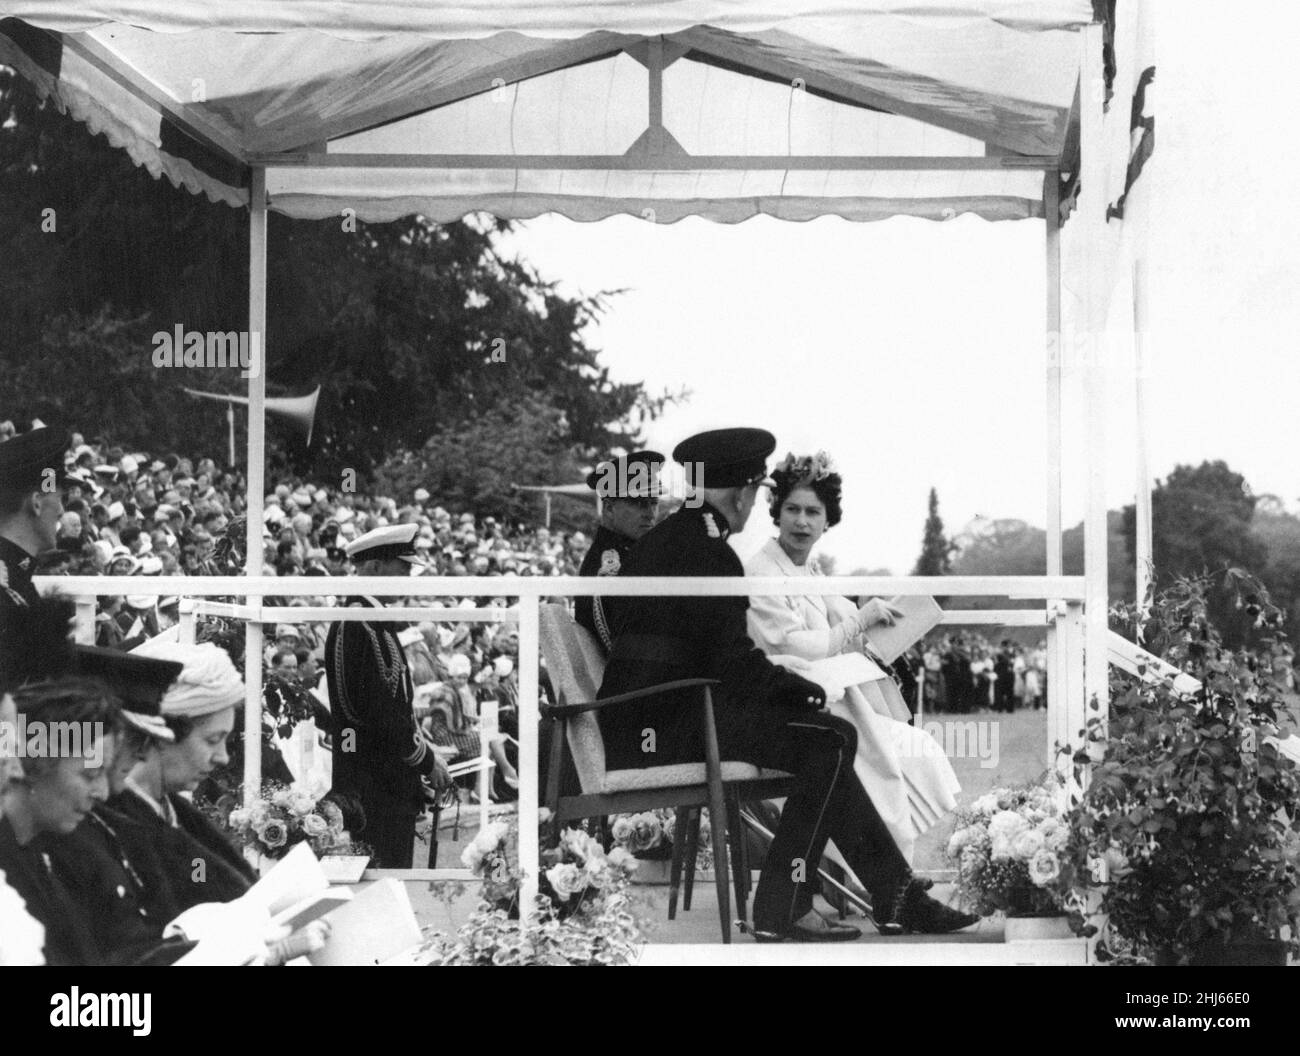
[745,539,959,863]
[0,869,45,966]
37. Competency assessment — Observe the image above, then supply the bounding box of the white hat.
[275,624,300,640]
[345,522,419,559]
[138,555,163,575]
[125,595,156,610]
[413,488,430,503]
[493,657,515,678]
[397,627,424,647]
[120,455,139,475]
[129,640,244,718]
[107,501,126,520]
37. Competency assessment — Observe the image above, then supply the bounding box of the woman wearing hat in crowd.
[0,679,125,965]
[109,640,258,909]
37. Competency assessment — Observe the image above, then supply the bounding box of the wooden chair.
[539,604,792,942]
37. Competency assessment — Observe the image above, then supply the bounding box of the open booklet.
[863,595,944,665]
[170,844,427,966]
[168,843,353,965]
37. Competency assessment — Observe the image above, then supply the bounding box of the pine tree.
[913,487,952,576]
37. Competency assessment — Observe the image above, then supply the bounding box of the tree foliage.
[1123,461,1269,643]
[911,487,952,576]
[0,67,667,490]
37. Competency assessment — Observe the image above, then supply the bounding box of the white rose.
[1012,829,1045,861]
[970,794,1000,816]
[546,863,587,899]
[288,791,317,817]
[228,808,252,829]
[610,817,634,843]
[606,847,638,874]
[1028,849,1061,886]
[990,835,1015,861]
[988,810,1028,842]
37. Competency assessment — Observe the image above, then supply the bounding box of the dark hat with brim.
[71,645,180,742]
[673,428,777,489]
[0,427,77,496]
[586,450,667,498]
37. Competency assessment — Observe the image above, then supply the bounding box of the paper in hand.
[864,595,944,665]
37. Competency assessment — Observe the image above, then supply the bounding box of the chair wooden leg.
[682,808,700,911]
[706,785,732,944]
[667,806,690,921]
[726,791,748,927]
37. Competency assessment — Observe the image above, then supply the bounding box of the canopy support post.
[243,166,267,805]
[1080,23,1110,728]
[517,595,541,924]
[1044,170,1064,769]
[1133,256,1152,617]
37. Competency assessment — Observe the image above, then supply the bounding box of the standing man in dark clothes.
[326,524,451,867]
[574,450,665,654]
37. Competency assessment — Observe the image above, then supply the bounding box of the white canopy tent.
[8,0,1155,942]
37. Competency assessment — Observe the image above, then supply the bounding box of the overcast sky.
[498,2,1299,574]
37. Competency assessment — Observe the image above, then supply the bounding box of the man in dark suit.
[326,524,451,867]
[575,450,665,653]
[0,425,76,613]
[599,428,975,941]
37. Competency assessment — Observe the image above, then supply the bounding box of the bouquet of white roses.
[218,780,358,861]
[944,774,1077,918]
[609,808,713,871]
[461,811,640,919]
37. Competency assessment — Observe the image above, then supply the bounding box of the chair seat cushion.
[602,762,790,793]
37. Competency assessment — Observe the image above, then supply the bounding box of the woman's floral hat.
[774,450,837,483]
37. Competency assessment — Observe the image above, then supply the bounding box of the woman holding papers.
[111,640,258,909]
[744,452,960,863]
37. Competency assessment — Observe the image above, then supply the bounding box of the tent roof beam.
[253,152,1056,171]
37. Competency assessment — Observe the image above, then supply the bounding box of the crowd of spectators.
[917,633,1046,714]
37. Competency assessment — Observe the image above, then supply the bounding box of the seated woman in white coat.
[745,452,961,865]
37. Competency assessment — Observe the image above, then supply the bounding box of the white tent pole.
[1133,255,1152,616]
[1044,172,1063,578]
[517,596,541,924]
[1080,23,1110,720]
[1043,170,1064,769]
[243,166,267,804]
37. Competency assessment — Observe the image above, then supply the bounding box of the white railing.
[37,572,1089,917]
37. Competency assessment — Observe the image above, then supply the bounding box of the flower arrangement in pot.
[424,810,646,965]
[945,773,1083,934]
[1067,571,1300,966]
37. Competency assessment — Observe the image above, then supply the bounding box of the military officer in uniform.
[0,425,74,612]
[575,449,665,653]
[326,523,451,867]
[599,428,975,941]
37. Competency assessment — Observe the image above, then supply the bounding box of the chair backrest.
[538,603,608,793]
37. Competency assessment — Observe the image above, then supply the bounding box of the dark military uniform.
[46,805,194,965]
[575,524,637,653]
[598,431,910,935]
[0,816,104,966]
[0,534,40,611]
[326,596,438,868]
[0,426,76,614]
[110,788,256,911]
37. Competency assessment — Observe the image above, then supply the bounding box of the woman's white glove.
[264,920,332,965]
[854,598,903,635]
